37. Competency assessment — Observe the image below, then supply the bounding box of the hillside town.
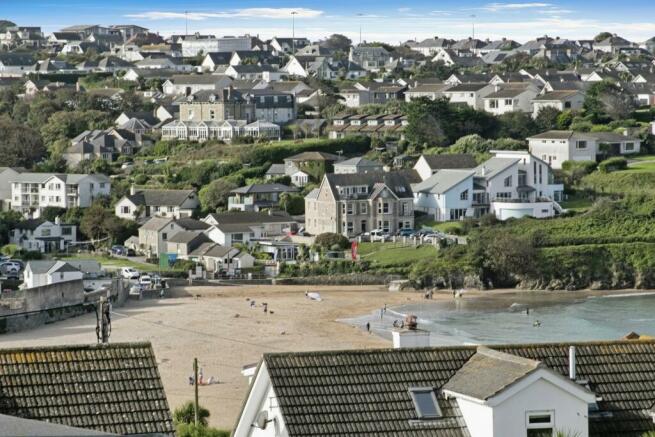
[3,9,655,437]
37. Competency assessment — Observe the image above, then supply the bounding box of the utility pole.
[357,13,364,45]
[185,10,189,38]
[291,11,298,54]
[470,14,476,40]
[193,357,199,426]
[96,296,111,344]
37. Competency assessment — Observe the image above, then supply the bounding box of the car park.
[369,229,390,242]
[397,228,416,237]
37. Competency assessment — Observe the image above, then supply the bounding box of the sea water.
[343,292,655,345]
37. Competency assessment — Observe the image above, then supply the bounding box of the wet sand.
[0,284,431,429]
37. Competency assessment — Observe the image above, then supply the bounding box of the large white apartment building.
[7,173,110,217]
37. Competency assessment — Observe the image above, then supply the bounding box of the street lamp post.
[291,11,298,54]
[470,14,476,40]
[357,13,364,45]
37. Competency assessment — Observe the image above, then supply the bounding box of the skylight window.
[409,388,441,419]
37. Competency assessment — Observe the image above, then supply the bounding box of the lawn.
[415,216,466,234]
[560,194,594,212]
[627,159,655,172]
[358,242,437,267]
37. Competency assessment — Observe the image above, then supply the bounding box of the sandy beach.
[0,284,432,430]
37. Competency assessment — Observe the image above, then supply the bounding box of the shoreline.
[1,284,654,428]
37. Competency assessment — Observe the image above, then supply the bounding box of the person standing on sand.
[366,322,370,332]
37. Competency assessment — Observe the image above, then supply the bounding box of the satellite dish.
[255,411,269,429]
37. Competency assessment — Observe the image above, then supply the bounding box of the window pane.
[411,390,439,418]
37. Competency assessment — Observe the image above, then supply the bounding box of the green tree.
[593,32,613,42]
[40,110,112,145]
[279,192,305,215]
[322,34,352,51]
[534,106,562,132]
[497,111,538,139]
[173,401,211,426]
[0,116,46,168]
[176,423,229,437]
[315,232,349,250]
[40,207,67,222]
[199,179,238,212]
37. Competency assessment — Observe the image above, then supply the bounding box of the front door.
[361,220,367,233]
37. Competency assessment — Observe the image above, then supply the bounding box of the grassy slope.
[358,243,437,267]
[59,254,181,272]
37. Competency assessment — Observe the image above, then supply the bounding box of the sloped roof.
[230,183,298,195]
[126,189,195,207]
[413,169,474,194]
[285,151,341,162]
[420,154,478,170]
[257,340,655,437]
[442,347,541,400]
[475,157,520,179]
[324,172,414,200]
[204,211,295,225]
[175,218,210,231]
[0,413,115,436]
[0,342,174,436]
[167,230,211,244]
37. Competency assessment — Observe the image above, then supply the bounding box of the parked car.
[120,267,140,280]
[0,262,20,273]
[397,228,416,237]
[111,245,127,256]
[139,275,152,287]
[129,284,143,298]
[126,248,136,257]
[369,229,390,242]
[121,162,134,170]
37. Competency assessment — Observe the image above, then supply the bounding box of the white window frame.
[526,410,554,435]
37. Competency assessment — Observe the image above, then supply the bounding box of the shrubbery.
[598,156,628,173]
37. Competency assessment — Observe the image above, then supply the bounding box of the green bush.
[598,157,628,173]
[314,233,350,250]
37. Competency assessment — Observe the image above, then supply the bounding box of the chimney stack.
[392,315,430,348]
[569,346,576,380]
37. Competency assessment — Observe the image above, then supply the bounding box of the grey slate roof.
[0,413,115,436]
[0,342,173,436]
[126,189,196,207]
[421,154,478,170]
[257,340,655,437]
[413,170,474,194]
[324,172,414,200]
[474,157,520,179]
[442,347,541,400]
[231,183,298,195]
[204,211,295,225]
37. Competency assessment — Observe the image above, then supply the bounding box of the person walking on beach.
[380,308,384,320]
[366,322,370,332]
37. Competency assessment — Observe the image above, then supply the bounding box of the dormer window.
[409,388,441,419]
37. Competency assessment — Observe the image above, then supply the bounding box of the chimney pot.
[569,346,576,380]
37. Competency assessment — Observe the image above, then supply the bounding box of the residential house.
[243,120,281,139]
[225,64,282,81]
[0,167,24,210]
[177,88,255,123]
[23,260,83,289]
[413,154,478,181]
[233,339,655,437]
[115,187,199,220]
[162,74,233,96]
[532,90,585,118]
[202,211,296,242]
[10,218,77,253]
[339,82,406,108]
[0,53,37,77]
[411,37,453,56]
[334,157,384,174]
[201,52,233,71]
[228,184,299,211]
[483,83,542,115]
[181,34,220,57]
[431,49,485,68]
[528,130,641,169]
[63,129,139,166]
[349,46,391,72]
[305,172,414,237]
[442,83,495,110]
[404,83,451,101]
[138,216,209,257]
[282,151,341,186]
[270,37,310,54]
[594,34,634,53]
[412,169,476,221]
[8,173,111,217]
[0,342,173,435]
[189,243,254,274]
[414,150,563,221]
[244,89,296,123]
[327,113,407,140]
[166,231,212,258]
